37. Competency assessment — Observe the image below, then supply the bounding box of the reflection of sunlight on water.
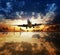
[0,32,50,43]
[21,32,40,38]
[0,32,60,43]
[0,32,41,43]
[20,32,40,42]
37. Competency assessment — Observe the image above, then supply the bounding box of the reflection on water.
[0,32,60,42]
[0,32,60,55]
[0,32,42,43]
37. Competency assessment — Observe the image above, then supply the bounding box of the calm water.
[0,32,60,42]
[0,32,47,43]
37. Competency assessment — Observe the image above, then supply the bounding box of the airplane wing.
[32,23,42,26]
[12,23,42,29]
[13,24,28,27]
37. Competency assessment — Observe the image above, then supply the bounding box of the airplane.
[13,19,42,29]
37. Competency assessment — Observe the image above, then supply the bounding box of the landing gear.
[26,27,27,29]
[33,26,34,28]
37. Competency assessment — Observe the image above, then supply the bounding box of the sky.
[0,0,60,24]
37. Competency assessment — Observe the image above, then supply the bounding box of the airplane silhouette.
[13,19,42,29]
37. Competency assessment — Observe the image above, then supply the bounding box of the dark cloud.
[53,13,60,24]
[0,0,59,12]
[0,0,60,24]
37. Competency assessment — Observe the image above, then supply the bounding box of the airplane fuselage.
[27,19,32,28]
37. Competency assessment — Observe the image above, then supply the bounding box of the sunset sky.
[0,0,60,25]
